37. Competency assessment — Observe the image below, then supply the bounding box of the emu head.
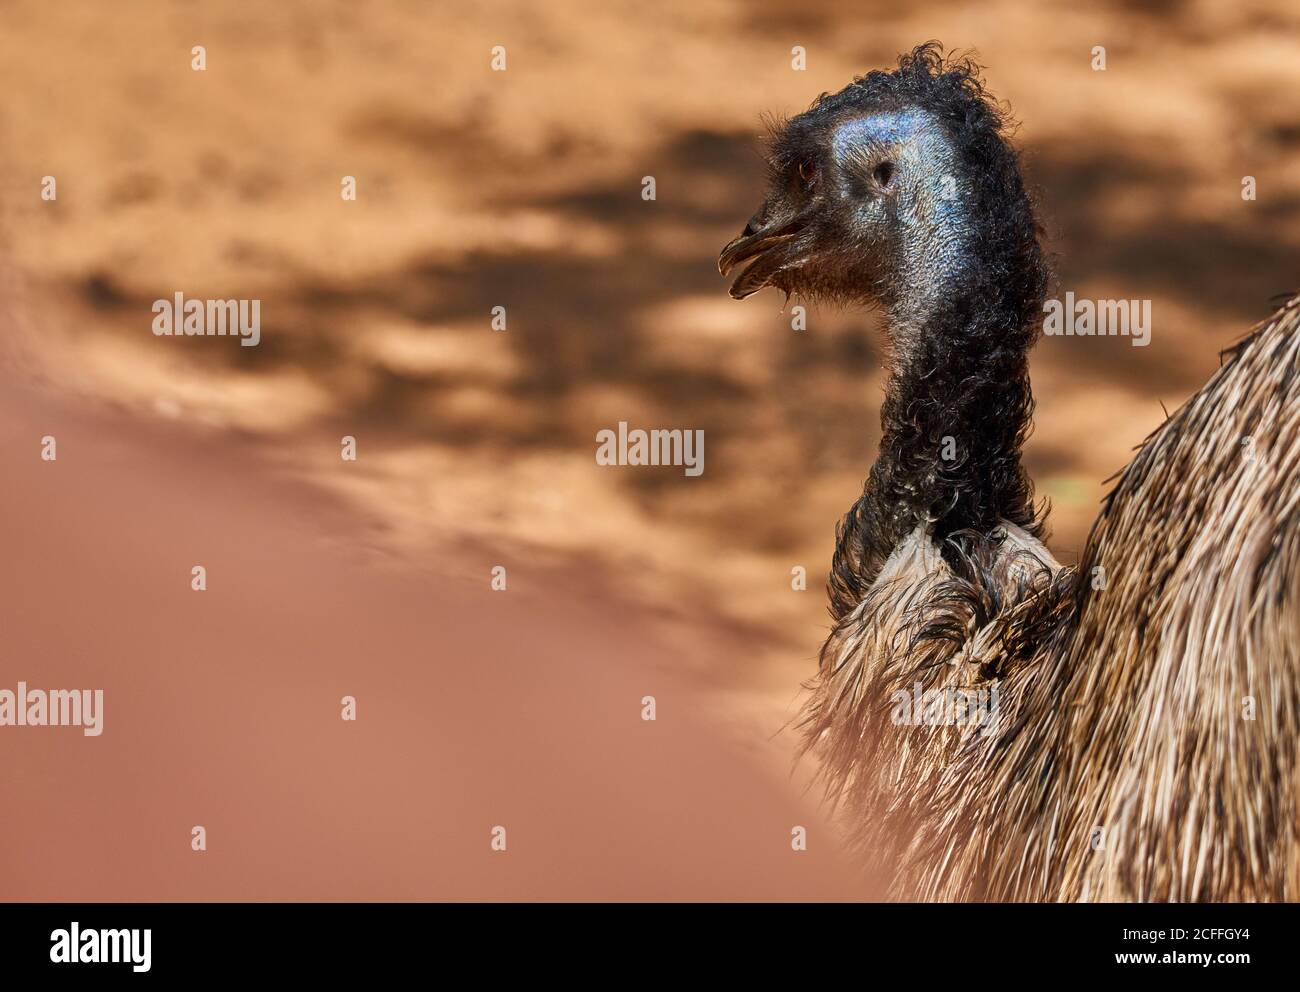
[719,44,1046,332]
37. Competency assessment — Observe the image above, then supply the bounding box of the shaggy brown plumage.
[805,297,1300,901]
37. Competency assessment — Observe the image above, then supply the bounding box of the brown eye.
[798,159,816,183]
[873,160,895,187]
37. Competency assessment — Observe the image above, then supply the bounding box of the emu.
[719,43,1300,901]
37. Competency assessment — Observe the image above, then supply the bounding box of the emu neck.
[824,148,1050,621]
[828,276,1042,620]
[876,285,1038,545]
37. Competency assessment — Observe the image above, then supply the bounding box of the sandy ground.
[1,0,1297,898]
[0,370,864,899]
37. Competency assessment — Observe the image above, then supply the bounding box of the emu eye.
[798,159,816,183]
[873,160,895,188]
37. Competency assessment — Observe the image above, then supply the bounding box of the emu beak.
[718,214,803,300]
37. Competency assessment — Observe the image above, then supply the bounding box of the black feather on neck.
[828,179,1048,620]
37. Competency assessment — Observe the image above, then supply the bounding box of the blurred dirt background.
[0,1,1297,896]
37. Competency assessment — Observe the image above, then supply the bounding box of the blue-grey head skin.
[718,45,1045,345]
[719,100,979,346]
[829,110,973,331]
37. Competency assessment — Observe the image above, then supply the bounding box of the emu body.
[721,44,1300,901]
